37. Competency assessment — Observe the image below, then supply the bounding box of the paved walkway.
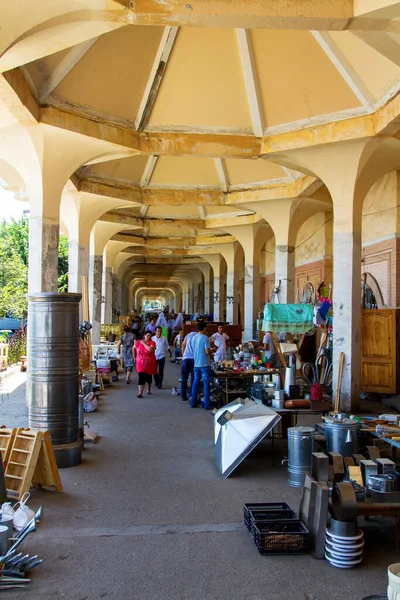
[0,364,393,599]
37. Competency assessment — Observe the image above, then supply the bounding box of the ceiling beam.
[38,38,100,103]
[78,176,226,205]
[140,155,158,188]
[40,104,262,158]
[214,158,228,192]
[311,31,373,108]
[114,1,354,30]
[236,29,264,137]
[135,26,179,131]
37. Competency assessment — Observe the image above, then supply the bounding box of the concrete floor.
[0,364,395,599]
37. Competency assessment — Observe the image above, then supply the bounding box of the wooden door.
[361,309,397,394]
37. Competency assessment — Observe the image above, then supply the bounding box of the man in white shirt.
[152,326,172,389]
[211,325,229,363]
[180,330,198,401]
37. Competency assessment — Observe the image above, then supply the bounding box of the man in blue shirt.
[180,329,197,401]
[190,323,213,409]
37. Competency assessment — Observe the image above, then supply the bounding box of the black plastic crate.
[253,520,310,555]
[243,503,295,531]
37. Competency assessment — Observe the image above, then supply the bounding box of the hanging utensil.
[302,362,317,386]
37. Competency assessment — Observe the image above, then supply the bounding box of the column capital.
[276,244,295,254]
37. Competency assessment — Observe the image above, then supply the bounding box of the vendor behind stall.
[262,330,277,367]
[211,325,230,363]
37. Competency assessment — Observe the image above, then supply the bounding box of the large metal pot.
[27,292,82,468]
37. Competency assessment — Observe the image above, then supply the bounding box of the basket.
[253,520,310,555]
[243,503,296,531]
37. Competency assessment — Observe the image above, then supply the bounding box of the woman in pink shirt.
[133,331,157,398]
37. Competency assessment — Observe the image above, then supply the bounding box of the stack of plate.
[325,519,364,568]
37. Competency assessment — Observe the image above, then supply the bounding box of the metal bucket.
[287,426,315,487]
[0,525,10,556]
[325,420,359,457]
[27,293,82,468]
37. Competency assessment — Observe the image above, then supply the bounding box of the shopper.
[211,325,230,363]
[171,328,182,363]
[180,329,198,401]
[117,326,135,384]
[133,331,157,398]
[262,330,277,366]
[152,326,172,389]
[190,323,213,410]
[145,317,157,335]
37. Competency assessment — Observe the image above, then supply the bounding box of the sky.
[0,186,28,221]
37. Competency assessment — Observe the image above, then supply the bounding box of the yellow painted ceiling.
[150,156,220,187]
[251,30,361,127]
[53,26,164,122]
[148,27,253,131]
[87,155,149,184]
[328,31,400,99]
[224,159,287,184]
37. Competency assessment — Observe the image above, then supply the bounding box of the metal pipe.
[1,519,36,560]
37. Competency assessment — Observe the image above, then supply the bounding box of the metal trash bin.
[287,426,315,488]
[325,419,359,457]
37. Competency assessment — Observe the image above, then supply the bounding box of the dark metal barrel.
[287,426,315,487]
[27,293,82,468]
[325,420,359,457]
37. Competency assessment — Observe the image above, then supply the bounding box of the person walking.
[117,326,135,384]
[211,325,230,363]
[180,329,198,401]
[190,323,213,410]
[152,326,172,389]
[133,331,157,398]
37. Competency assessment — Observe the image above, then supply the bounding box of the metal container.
[287,426,315,488]
[284,366,296,396]
[272,374,281,390]
[0,515,13,551]
[27,293,82,468]
[272,398,285,410]
[0,525,10,556]
[325,419,360,457]
[274,390,285,401]
[253,375,262,383]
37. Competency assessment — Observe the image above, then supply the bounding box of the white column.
[243,262,259,341]
[112,274,118,321]
[275,244,295,303]
[332,225,361,412]
[226,270,235,324]
[89,254,103,344]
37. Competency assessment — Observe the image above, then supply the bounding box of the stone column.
[89,254,103,344]
[102,265,113,325]
[275,244,295,303]
[68,240,89,294]
[112,274,119,321]
[28,215,59,293]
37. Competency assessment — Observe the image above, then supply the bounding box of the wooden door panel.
[362,363,393,392]
[362,309,397,394]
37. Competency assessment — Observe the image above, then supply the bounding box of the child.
[171,329,182,363]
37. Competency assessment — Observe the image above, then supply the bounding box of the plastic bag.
[84,391,98,413]
[1,502,15,519]
[13,492,35,532]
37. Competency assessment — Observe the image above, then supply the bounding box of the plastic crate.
[253,520,310,555]
[243,503,295,531]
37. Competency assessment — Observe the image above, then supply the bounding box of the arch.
[362,272,385,309]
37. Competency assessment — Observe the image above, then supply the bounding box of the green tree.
[57,235,69,292]
[0,217,69,316]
